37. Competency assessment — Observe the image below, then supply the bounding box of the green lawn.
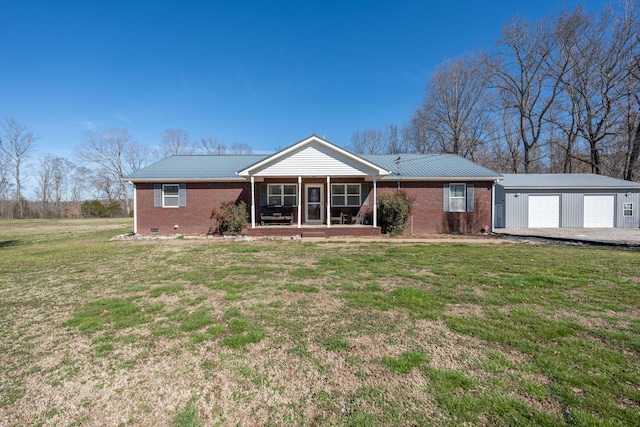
[0,218,639,426]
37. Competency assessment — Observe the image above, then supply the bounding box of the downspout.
[250,176,256,229]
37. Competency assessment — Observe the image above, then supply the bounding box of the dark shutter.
[361,183,370,206]
[442,183,450,212]
[179,184,187,206]
[466,184,474,212]
[154,184,162,207]
[259,183,267,206]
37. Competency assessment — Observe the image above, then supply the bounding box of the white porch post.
[250,176,256,229]
[326,176,331,228]
[373,176,377,227]
[297,176,302,228]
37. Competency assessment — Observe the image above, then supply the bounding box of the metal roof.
[498,173,640,189]
[362,154,503,180]
[124,152,502,182]
[125,155,268,182]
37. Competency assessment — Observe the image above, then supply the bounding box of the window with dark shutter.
[444,183,474,212]
[154,184,162,207]
[466,184,474,212]
[179,184,186,206]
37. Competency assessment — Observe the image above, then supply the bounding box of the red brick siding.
[135,182,251,235]
[135,180,494,235]
[376,181,493,234]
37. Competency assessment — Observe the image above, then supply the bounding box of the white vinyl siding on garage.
[583,195,614,227]
[528,195,559,228]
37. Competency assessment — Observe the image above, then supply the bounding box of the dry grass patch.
[1,219,639,426]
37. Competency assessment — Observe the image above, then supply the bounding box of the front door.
[305,184,324,223]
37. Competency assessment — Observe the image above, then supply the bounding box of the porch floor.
[245,224,382,238]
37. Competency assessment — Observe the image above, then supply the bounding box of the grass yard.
[0,218,639,426]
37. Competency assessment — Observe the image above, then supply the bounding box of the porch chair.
[350,209,364,225]
[330,209,343,224]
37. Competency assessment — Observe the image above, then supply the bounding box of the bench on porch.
[260,206,294,226]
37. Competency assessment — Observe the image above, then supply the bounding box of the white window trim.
[331,183,361,207]
[449,183,466,212]
[267,184,298,206]
[623,202,633,217]
[162,184,180,208]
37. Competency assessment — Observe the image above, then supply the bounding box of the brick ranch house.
[124,135,503,237]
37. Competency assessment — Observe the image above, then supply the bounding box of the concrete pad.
[496,228,640,247]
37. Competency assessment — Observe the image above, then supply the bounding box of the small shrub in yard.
[377,191,411,235]
[212,201,248,235]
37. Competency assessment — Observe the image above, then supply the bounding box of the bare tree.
[618,86,640,180]
[492,15,566,173]
[410,54,493,160]
[384,123,413,154]
[0,153,12,196]
[556,3,640,174]
[76,128,149,215]
[230,142,253,155]
[200,136,227,154]
[90,168,121,202]
[0,117,37,217]
[35,154,55,217]
[159,129,195,157]
[123,142,153,173]
[69,166,93,217]
[350,129,387,154]
[51,157,75,217]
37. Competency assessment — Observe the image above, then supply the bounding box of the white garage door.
[584,195,614,227]
[528,195,560,228]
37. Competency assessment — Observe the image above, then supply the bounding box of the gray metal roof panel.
[362,154,503,180]
[125,155,267,181]
[124,153,502,182]
[498,173,640,189]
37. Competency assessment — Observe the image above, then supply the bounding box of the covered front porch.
[237,135,391,233]
[247,176,379,230]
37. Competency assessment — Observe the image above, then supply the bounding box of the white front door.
[305,184,324,223]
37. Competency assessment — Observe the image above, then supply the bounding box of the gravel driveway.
[497,228,640,246]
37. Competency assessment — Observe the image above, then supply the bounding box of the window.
[332,184,361,206]
[623,202,633,217]
[268,184,297,206]
[154,183,185,208]
[449,183,466,212]
[163,184,179,207]
[444,183,474,212]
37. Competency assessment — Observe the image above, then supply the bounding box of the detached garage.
[494,174,640,229]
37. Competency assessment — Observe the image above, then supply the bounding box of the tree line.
[3,2,638,219]
[351,1,640,179]
[0,121,252,219]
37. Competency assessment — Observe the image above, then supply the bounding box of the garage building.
[494,174,640,229]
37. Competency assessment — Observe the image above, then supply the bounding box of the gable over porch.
[237,135,390,230]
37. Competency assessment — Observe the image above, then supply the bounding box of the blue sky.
[1,0,611,160]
